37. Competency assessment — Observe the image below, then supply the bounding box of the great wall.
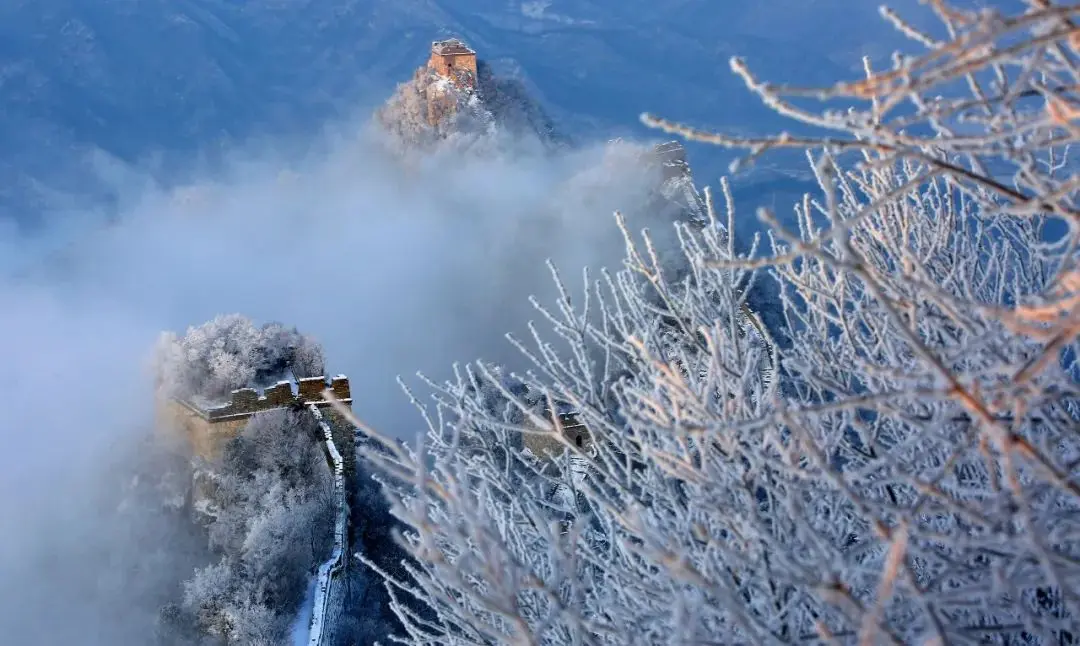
[158,373,356,646]
[160,375,352,460]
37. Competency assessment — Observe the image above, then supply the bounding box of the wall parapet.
[163,375,355,463]
[177,376,352,422]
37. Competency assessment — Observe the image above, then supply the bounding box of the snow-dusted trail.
[305,403,349,646]
[290,578,318,646]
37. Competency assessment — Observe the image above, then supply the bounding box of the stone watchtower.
[521,401,592,460]
[428,38,478,89]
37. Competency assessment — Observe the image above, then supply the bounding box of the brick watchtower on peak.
[428,38,478,89]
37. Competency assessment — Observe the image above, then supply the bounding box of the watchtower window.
[575,435,583,448]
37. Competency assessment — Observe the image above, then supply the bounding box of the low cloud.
[0,115,680,643]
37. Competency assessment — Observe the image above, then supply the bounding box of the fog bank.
[0,118,682,644]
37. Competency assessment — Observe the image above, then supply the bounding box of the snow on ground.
[290,577,318,646]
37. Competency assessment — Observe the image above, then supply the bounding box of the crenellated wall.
[157,372,357,643]
[160,375,353,461]
[203,375,351,420]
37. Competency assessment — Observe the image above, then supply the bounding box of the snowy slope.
[0,0,940,222]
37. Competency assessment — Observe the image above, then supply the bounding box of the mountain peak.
[374,38,564,153]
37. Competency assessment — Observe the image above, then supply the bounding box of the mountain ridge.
[0,0,934,222]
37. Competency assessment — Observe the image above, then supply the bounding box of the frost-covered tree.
[155,314,325,402]
[182,409,335,644]
[346,3,1080,644]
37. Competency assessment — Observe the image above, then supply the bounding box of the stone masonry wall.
[522,411,592,459]
[428,52,478,82]
[158,398,247,461]
[205,376,351,421]
[157,375,358,642]
[159,375,353,461]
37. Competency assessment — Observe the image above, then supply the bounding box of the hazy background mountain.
[0,0,952,227]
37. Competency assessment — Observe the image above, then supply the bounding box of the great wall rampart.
[161,375,353,461]
[158,375,356,646]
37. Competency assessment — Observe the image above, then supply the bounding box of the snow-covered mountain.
[373,39,565,155]
[0,0,941,224]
